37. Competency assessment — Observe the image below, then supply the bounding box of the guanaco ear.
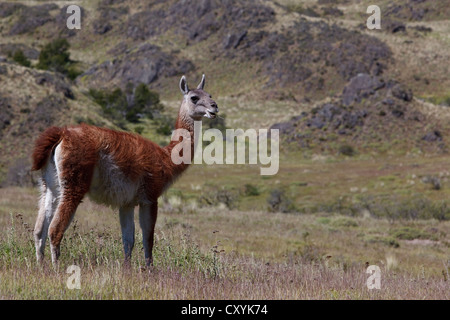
[179,75,189,95]
[197,74,205,90]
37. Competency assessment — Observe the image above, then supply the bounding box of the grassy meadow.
[0,152,448,299]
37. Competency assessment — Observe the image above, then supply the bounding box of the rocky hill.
[0,0,449,185]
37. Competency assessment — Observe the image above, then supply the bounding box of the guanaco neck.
[163,101,196,178]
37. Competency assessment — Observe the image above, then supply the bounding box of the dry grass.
[0,187,448,299]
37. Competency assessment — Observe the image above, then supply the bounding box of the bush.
[363,235,400,248]
[37,38,71,73]
[88,84,165,125]
[126,84,163,122]
[134,83,163,116]
[331,217,358,228]
[338,144,355,156]
[156,115,175,136]
[12,50,31,67]
[36,38,82,80]
[244,184,260,196]
[67,65,83,81]
[390,227,437,241]
[134,126,145,135]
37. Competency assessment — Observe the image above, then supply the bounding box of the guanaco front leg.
[139,202,158,267]
[119,205,135,266]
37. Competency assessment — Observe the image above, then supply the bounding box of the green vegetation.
[244,184,260,196]
[88,84,164,128]
[331,217,358,228]
[339,144,355,157]
[36,38,82,80]
[427,94,450,107]
[390,227,437,241]
[12,50,31,67]
[285,3,320,17]
[133,83,163,119]
[155,115,175,136]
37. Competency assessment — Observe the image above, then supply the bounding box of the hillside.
[0,0,449,186]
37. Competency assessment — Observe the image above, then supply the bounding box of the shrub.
[156,115,175,136]
[88,84,165,125]
[126,83,163,122]
[134,126,145,135]
[37,38,71,73]
[364,235,400,248]
[390,227,437,241]
[244,184,260,196]
[338,144,355,156]
[67,65,83,81]
[36,38,83,80]
[12,50,31,67]
[331,217,358,228]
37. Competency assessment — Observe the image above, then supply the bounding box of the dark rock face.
[9,4,58,35]
[53,5,87,38]
[0,96,12,137]
[385,0,430,21]
[229,18,391,89]
[270,113,307,135]
[423,131,443,142]
[32,95,65,128]
[390,83,413,102]
[269,72,443,150]
[126,0,275,41]
[80,44,195,88]
[93,6,128,35]
[0,3,25,18]
[342,74,385,106]
[307,103,367,130]
[34,72,75,100]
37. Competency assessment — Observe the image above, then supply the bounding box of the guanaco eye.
[191,96,199,103]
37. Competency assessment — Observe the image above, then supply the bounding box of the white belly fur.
[88,152,144,207]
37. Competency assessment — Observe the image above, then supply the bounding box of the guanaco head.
[179,74,218,121]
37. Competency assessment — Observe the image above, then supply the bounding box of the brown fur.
[31,126,64,171]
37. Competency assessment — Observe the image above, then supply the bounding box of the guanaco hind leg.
[34,149,60,263]
[48,193,83,264]
[35,142,90,265]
